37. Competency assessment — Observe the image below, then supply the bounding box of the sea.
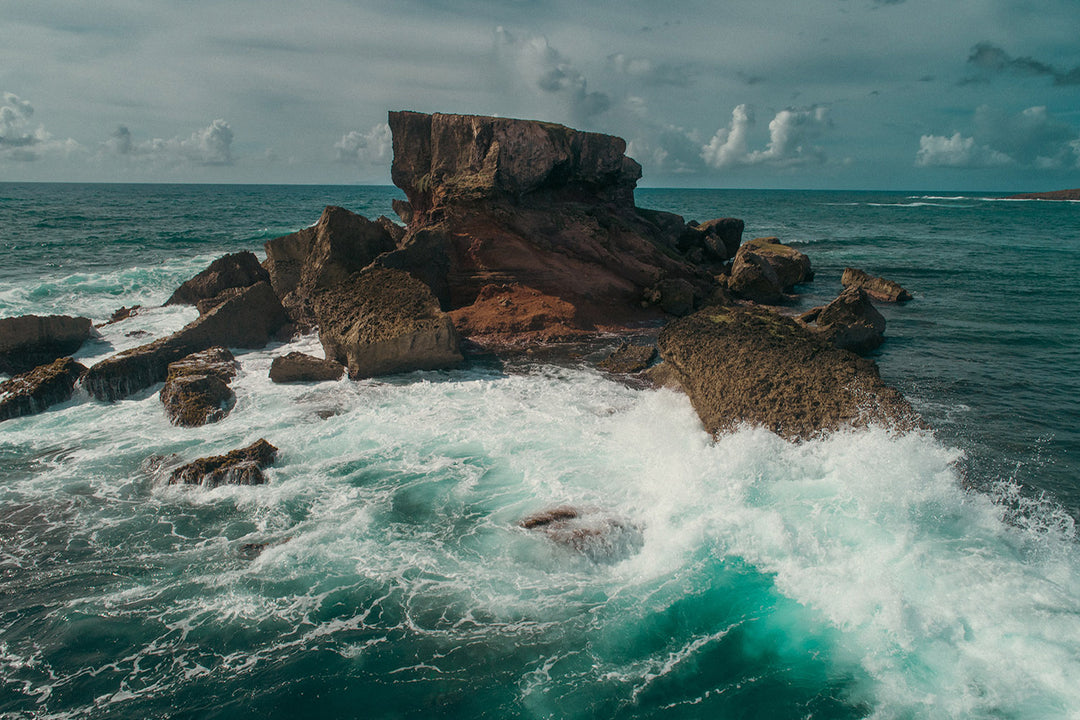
[1,183,1078,719]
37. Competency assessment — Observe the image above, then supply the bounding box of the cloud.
[916,106,1080,169]
[493,27,611,123]
[701,104,831,168]
[102,119,234,166]
[967,43,1080,85]
[607,53,694,87]
[0,92,79,162]
[335,123,392,165]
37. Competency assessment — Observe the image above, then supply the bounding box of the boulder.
[165,251,270,308]
[0,357,87,422]
[728,238,813,304]
[841,267,912,303]
[807,286,887,355]
[0,315,93,375]
[519,505,645,563]
[169,438,278,488]
[657,278,695,316]
[84,282,289,401]
[314,266,464,378]
[392,198,414,225]
[597,343,656,374]
[159,347,238,427]
[657,306,917,441]
[264,206,398,327]
[268,351,345,383]
[697,217,745,260]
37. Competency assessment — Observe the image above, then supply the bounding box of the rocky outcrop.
[0,315,93,375]
[84,282,289,401]
[800,286,886,354]
[268,352,344,383]
[0,357,87,422]
[165,251,270,308]
[679,217,745,262]
[597,343,656,374]
[169,438,278,488]
[264,206,398,327]
[1006,188,1080,201]
[159,347,238,426]
[314,266,463,378]
[657,306,916,441]
[728,238,813,304]
[518,505,645,563]
[841,267,912,303]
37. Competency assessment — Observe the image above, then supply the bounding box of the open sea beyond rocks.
[1,182,1079,719]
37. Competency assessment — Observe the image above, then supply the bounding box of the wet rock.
[805,286,887,355]
[0,357,87,422]
[314,266,463,378]
[268,351,345,383]
[166,251,270,308]
[84,282,289,401]
[99,305,141,327]
[597,343,656,374]
[519,505,645,563]
[0,315,93,375]
[728,238,813,304]
[657,306,917,441]
[159,347,238,427]
[841,267,912,303]
[169,438,278,488]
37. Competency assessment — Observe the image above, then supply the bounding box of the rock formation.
[657,306,916,441]
[314,266,463,378]
[0,357,87,422]
[159,347,239,426]
[728,238,813,304]
[0,315,93,375]
[84,282,289,401]
[1005,188,1080,201]
[169,438,278,488]
[269,352,345,383]
[166,251,270,308]
[800,286,887,354]
[519,505,645,563]
[841,267,912,303]
[597,343,656,374]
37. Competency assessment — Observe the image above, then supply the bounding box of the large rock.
[159,347,238,426]
[801,286,887,355]
[679,218,745,261]
[841,267,912,303]
[165,251,270,308]
[314,266,464,378]
[264,206,398,327]
[84,282,289,401]
[657,306,916,441]
[0,315,93,375]
[728,238,813,304]
[0,357,87,422]
[268,352,345,383]
[169,439,278,488]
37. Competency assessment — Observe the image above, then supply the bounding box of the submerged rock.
[84,282,289,401]
[314,266,463,378]
[169,438,278,488]
[657,306,916,441]
[166,251,270,308]
[519,505,645,563]
[0,357,87,422]
[841,267,912,303]
[0,315,93,375]
[159,347,238,426]
[268,351,345,383]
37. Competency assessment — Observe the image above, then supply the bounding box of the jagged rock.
[841,267,912,303]
[597,343,656,374]
[169,439,278,488]
[805,286,887,355]
[0,315,93,375]
[679,218,745,261]
[99,306,140,327]
[392,198,413,225]
[657,306,917,441]
[314,266,463,378]
[165,251,270,308]
[268,352,344,383]
[518,505,645,563]
[376,215,406,245]
[263,206,397,327]
[84,282,289,401]
[159,347,238,426]
[0,357,87,422]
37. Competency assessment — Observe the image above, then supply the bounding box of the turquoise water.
[1,184,1079,718]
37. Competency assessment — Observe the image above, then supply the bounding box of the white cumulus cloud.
[102,119,235,166]
[0,92,80,162]
[335,123,392,165]
[702,104,831,168]
[915,133,1012,167]
[916,106,1080,169]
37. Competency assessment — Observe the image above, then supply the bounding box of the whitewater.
[2,184,1079,718]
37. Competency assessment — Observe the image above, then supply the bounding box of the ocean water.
[1,183,1079,719]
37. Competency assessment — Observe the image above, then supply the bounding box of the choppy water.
[1,184,1079,718]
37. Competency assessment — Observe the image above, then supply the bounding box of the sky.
[2,0,1079,190]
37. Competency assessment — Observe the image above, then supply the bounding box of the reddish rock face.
[0,315,93,375]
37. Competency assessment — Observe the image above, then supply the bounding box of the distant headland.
[1005,189,1080,201]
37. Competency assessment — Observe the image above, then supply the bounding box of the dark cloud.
[967,42,1080,85]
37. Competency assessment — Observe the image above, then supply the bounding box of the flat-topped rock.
[268,352,344,383]
[0,315,93,375]
[0,357,87,422]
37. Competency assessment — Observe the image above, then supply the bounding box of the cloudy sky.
[2,0,1079,190]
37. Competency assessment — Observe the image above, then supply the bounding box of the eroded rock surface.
[728,238,813,304]
[597,343,656,374]
[160,347,238,426]
[0,315,93,375]
[841,267,912,303]
[0,357,87,422]
[801,286,886,355]
[169,438,278,488]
